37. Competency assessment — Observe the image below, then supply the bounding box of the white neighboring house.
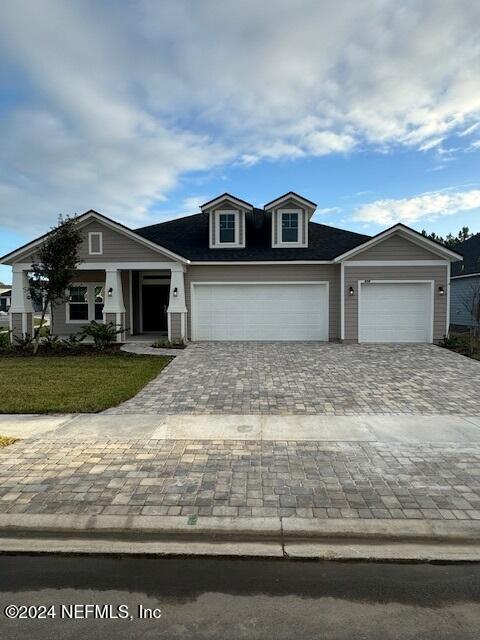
[0,288,11,328]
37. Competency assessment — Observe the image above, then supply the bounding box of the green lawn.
[0,355,171,413]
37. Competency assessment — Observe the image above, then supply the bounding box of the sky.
[1,0,480,284]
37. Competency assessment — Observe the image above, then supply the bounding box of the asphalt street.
[0,555,479,639]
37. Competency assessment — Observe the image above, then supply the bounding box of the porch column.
[103,269,126,341]
[167,264,187,341]
[10,266,34,341]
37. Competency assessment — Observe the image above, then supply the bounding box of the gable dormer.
[201,193,253,249]
[264,192,317,249]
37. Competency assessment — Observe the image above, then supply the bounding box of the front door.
[142,284,169,332]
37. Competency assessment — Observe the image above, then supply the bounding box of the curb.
[1,514,480,561]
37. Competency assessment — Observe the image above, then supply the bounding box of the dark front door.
[142,285,169,332]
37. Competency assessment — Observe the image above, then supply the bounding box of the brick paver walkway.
[105,342,480,415]
[1,439,479,520]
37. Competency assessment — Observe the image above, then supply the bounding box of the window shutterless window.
[281,212,299,242]
[219,213,236,243]
[68,286,89,321]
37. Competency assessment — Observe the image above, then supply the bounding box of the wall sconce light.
[438,286,445,296]
[348,286,354,296]
[107,287,113,297]
[173,287,178,297]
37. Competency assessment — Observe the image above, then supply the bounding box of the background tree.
[29,215,83,355]
[421,226,473,248]
[461,283,480,356]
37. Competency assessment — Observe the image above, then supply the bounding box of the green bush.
[81,321,124,351]
[152,337,186,349]
[13,333,34,354]
[61,333,86,352]
[0,331,12,351]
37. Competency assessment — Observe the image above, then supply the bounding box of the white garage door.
[192,282,329,341]
[359,281,433,343]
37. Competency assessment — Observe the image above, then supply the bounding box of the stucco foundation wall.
[343,264,448,342]
[185,264,340,341]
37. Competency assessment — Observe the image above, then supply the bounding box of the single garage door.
[192,282,329,341]
[359,281,433,343]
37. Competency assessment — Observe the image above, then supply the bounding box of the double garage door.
[358,281,433,343]
[192,282,329,341]
[191,281,434,343]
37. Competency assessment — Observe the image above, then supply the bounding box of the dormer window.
[202,193,252,249]
[218,211,237,244]
[281,211,299,243]
[265,192,317,249]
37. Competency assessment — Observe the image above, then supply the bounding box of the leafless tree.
[461,283,480,355]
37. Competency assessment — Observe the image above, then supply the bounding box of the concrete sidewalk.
[2,412,480,442]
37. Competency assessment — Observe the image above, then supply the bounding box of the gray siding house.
[450,234,480,328]
[1,192,462,343]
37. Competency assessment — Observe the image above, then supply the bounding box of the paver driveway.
[106,342,480,416]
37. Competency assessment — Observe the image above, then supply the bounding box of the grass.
[0,354,171,413]
[0,436,17,448]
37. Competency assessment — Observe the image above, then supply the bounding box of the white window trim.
[213,210,243,248]
[66,282,105,324]
[357,279,434,344]
[190,280,329,342]
[88,231,103,256]
[272,209,307,248]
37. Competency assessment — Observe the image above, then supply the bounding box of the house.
[0,192,462,343]
[450,233,480,328]
[0,289,11,313]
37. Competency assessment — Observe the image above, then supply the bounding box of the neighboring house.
[0,192,462,343]
[450,233,480,328]
[0,289,11,313]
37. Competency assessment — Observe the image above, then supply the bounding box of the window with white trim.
[88,232,103,255]
[219,213,236,243]
[281,212,299,243]
[67,283,105,323]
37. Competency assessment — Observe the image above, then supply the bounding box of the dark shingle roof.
[135,209,370,261]
[451,233,480,277]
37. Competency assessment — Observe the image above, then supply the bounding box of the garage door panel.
[193,283,328,341]
[359,282,432,343]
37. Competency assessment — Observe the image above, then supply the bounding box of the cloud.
[353,189,480,225]
[0,0,480,232]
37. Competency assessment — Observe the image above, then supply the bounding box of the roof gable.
[200,193,253,211]
[1,210,189,265]
[264,191,317,212]
[334,223,463,262]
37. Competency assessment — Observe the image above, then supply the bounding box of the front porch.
[9,262,188,342]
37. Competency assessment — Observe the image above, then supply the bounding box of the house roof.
[135,209,370,261]
[333,222,464,262]
[451,233,480,277]
[0,289,11,297]
[264,191,317,210]
[200,193,254,211]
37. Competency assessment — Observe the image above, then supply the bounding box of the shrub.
[81,321,124,351]
[152,338,186,349]
[42,332,63,352]
[61,333,86,351]
[13,333,34,354]
[0,331,11,350]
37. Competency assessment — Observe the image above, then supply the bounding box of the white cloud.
[353,189,480,225]
[0,0,480,232]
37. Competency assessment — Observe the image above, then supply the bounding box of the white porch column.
[167,264,187,341]
[10,266,34,340]
[103,269,126,341]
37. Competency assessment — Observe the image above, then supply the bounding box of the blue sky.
[1,0,480,284]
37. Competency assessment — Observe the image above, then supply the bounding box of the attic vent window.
[88,232,103,255]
